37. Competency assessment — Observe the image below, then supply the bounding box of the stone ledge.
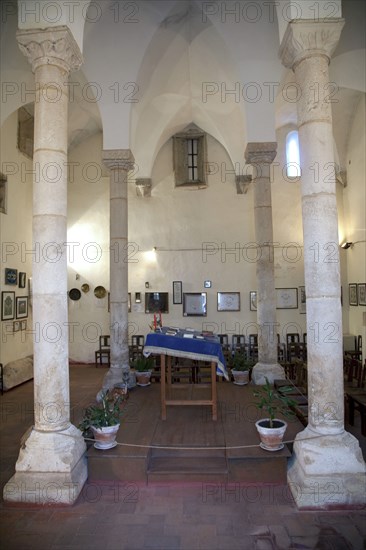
[3,355,33,391]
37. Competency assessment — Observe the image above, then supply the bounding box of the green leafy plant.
[252,377,297,428]
[230,353,254,371]
[132,356,154,372]
[78,390,125,434]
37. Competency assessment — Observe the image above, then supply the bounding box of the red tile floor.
[0,364,365,550]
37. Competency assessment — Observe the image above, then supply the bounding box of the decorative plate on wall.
[69,288,81,301]
[94,286,107,299]
[81,283,90,293]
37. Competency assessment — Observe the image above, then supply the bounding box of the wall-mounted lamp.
[145,282,149,288]
[341,242,353,249]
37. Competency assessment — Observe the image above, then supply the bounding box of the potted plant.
[78,390,125,450]
[230,353,253,385]
[132,356,154,386]
[252,377,296,451]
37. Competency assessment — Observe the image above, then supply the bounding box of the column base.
[288,426,366,509]
[101,365,131,392]
[3,425,87,505]
[251,362,285,385]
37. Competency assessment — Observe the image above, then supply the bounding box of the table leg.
[211,361,217,421]
[167,355,172,394]
[161,354,166,420]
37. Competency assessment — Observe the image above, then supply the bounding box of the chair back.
[99,335,110,349]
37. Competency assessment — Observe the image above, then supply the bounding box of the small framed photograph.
[173,281,182,304]
[13,320,20,332]
[145,292,169,313]
[249,291,257,311]
[183,292,207,316]
[1,291,15,320]
[16,296,28,319]
[299,286,306,314]
[276,288,298,309]
[19,272,26,288]
[20,319,27,330]
[349,283,358,306]
[217,292,240,312]
[358,284,366,306]
[5,268,18,285]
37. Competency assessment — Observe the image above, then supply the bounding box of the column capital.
[102,149,135,172]
[16,26,82,73]
[245,142,277,165]
[279,19,345,70]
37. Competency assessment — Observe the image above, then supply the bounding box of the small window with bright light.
[286,131,301,178]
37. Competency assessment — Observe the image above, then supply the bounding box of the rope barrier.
[83,432,326,451]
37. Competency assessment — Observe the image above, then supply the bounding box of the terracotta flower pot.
[231,369,250,385]
[255,419,287,451]
[91,424,120,450]
[136,370,152,387]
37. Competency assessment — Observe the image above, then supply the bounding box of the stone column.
[3,27,87,505]
[280,19,365,508]
[245,143,285,384]
[102,150,135,391]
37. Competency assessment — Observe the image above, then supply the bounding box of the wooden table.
[143,329,228,421]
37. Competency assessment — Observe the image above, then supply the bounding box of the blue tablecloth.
[143,328,228,380]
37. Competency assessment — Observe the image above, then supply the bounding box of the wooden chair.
[232,334,246,355]
[248,334,258,361]
[95,335,110,367]
[277,334,286,362]
[129,334,145,362]
[218,334,231,361]
[286,333,300,361]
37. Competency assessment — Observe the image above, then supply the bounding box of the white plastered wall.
[0,111,33,365]
[342,94,366,354]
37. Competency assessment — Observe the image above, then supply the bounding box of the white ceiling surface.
[1,0,365,176]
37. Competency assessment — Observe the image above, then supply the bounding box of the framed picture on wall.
[217,292,240,312]
[249,291,257,311]
[349,283,358,306]
[276,288,298,309]
[5,268,17,285]
[183,293,207,316]
[16,296,28,319]
[173,281,182,304]
[145,292,169,314]
[19,272,26,288]
[299,286,306,314]
[358,283,366,306]
[1,291,15,320]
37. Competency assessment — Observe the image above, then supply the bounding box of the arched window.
[286,130,301,178]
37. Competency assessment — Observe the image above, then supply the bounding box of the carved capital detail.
[136,178,152,197]
[17,26,83,73]
[279,19,345,69]
[245,142,277,165]
[236,175,252,195]
[103,149,135,172]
